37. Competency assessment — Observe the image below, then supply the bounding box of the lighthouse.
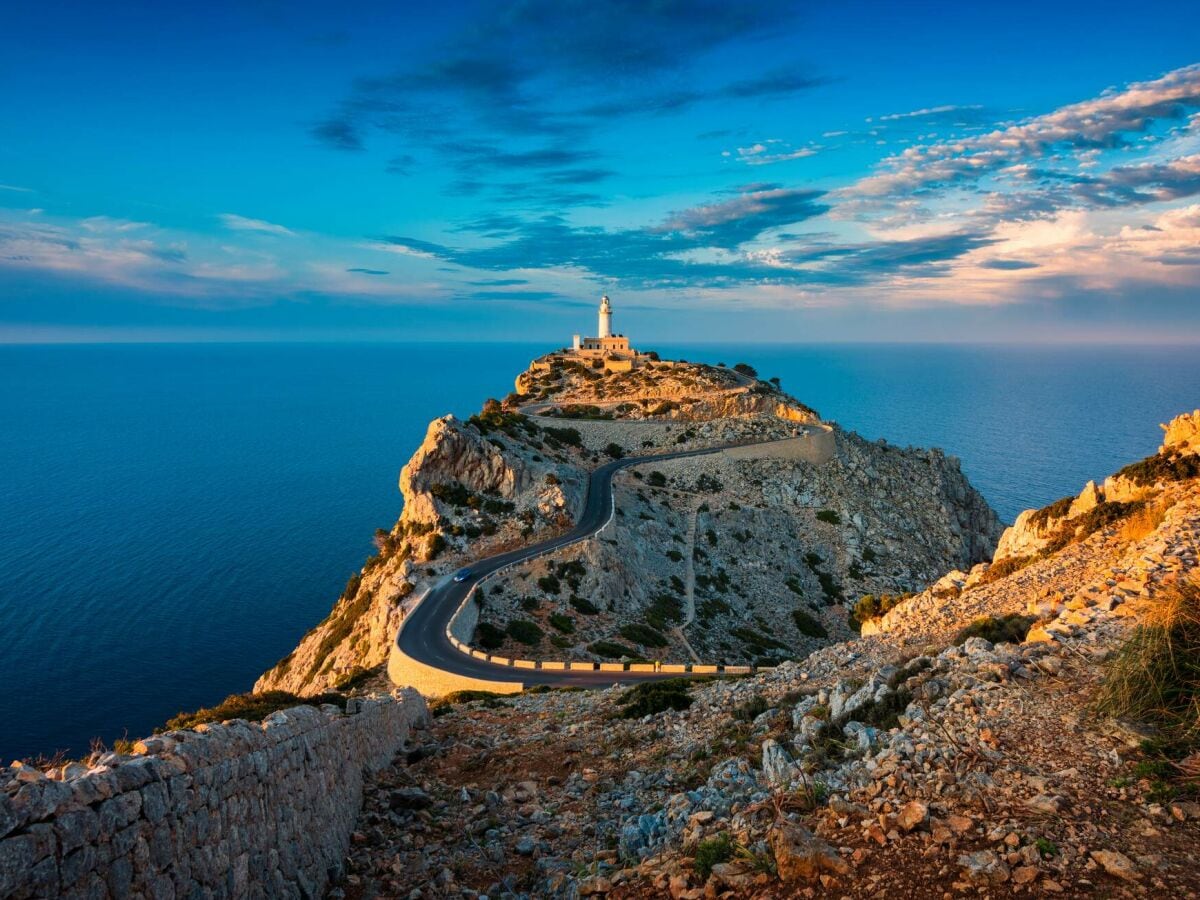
[598,295,613,338]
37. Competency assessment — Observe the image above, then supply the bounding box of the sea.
[1,342,1196,759]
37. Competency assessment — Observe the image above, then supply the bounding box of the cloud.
[218,214,295,236]
[875,104,985,123]
[346,267,389,275]
[847,64,1200,203]
[731,140,819,166]
[0,184,34,193]
[978,258,1041,270]
[308,0,821,208]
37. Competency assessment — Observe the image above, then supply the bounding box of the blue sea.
[1,342,1196,758]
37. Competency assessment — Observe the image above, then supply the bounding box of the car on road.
[452,568,473,583]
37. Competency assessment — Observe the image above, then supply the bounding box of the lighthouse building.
[565,295,649,372]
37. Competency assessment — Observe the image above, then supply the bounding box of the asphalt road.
[394,437,789,687]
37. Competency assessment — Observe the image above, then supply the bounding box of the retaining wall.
[0,690,429,899]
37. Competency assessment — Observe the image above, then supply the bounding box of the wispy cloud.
[219,214,295,236]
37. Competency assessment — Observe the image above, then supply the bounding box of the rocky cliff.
[257,356,1000,694]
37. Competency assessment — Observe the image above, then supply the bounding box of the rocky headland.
[257,356,1000,693]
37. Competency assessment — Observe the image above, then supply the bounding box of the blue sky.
[2,0,1199,343]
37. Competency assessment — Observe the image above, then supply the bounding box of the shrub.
[953,613,1036,646]
[732,362,758,378]
[163,691,345,732]
[732,694,768,721]
[1095,579,1200,752]
[647,471,667,487]
[620,623,669,647]
[548,613,575,633]
[1030,495,1074,528]
[569,595,600,615]
[426,533,447,560]
[1120,499,1169,543]
[792,609,828,639]
[537,574,562,594]
[694,834,734,879]
[666,549,684,562]
[604,442,625,459]
[816,509,841,525]
[1116,450,1200,487]
[731,626,787,652]
[506,619,544,645]
[618,678,693,718]
[589,640,636,659]
[476,622,506,650]
[544,426,583,448]
[545,472,560,486]
[645,594,683,630]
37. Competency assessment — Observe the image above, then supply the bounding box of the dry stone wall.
[0,690,429,899]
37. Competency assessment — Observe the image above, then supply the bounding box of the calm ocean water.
[0,342,1196,758]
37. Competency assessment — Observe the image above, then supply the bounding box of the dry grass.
[1096,578,1200,751]
[1119,496,1170,543]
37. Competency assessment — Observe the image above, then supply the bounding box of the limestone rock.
[768,822,848,883]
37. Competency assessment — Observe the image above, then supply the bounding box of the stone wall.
[0,690,429,899]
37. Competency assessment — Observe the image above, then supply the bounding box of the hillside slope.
[257,357,1000,693]
[341,410,1200,898]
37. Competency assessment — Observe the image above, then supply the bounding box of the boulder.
[768,822,848,883]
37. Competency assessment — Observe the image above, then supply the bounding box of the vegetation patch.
[1030,495,1074,528]
[618,678,694,718]
[620,623,669,648]
[792,608,828,639]
[476,622,506,650]
[569,595,600,615]
[1096,579,1200,754]
[506,619,544,645]
[694,833,735,879]
[163,690,345,732]
[816,509,841,525]
[548,613,575,633]
[953,613,1036,646]
[645,594,684,630]
[1116,450,1200,487]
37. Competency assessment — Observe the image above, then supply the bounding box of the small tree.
[733,362,758,378]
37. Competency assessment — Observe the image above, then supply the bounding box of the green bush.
[1030,495,1074,527]
[816,509,841,525]
[537,574,562,594]
[620,623,669,647]
[731,626,787,652]
[792,609,828,639]
[732,362,758,378]
[604,442,625,459]
[506,619,544,645]
[618,678,693,718]
[645,594,683,630]
[694,834,734,879]
[548,613,575,633]
[666,549,684,562]
[1116,450,1200,487]
[426,533,447,560]
[476,622,506,650]
[953,613,1036,646]
[647,471,667,487]
[544,426,583,447]
[569,595,600,615]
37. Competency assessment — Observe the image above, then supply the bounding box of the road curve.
[394,436,800,687]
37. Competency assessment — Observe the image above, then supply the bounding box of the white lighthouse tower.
[598,294,613,338]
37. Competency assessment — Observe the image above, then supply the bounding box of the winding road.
[394,434,814,688]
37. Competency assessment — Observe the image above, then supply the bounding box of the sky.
[2,0,1200,344]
